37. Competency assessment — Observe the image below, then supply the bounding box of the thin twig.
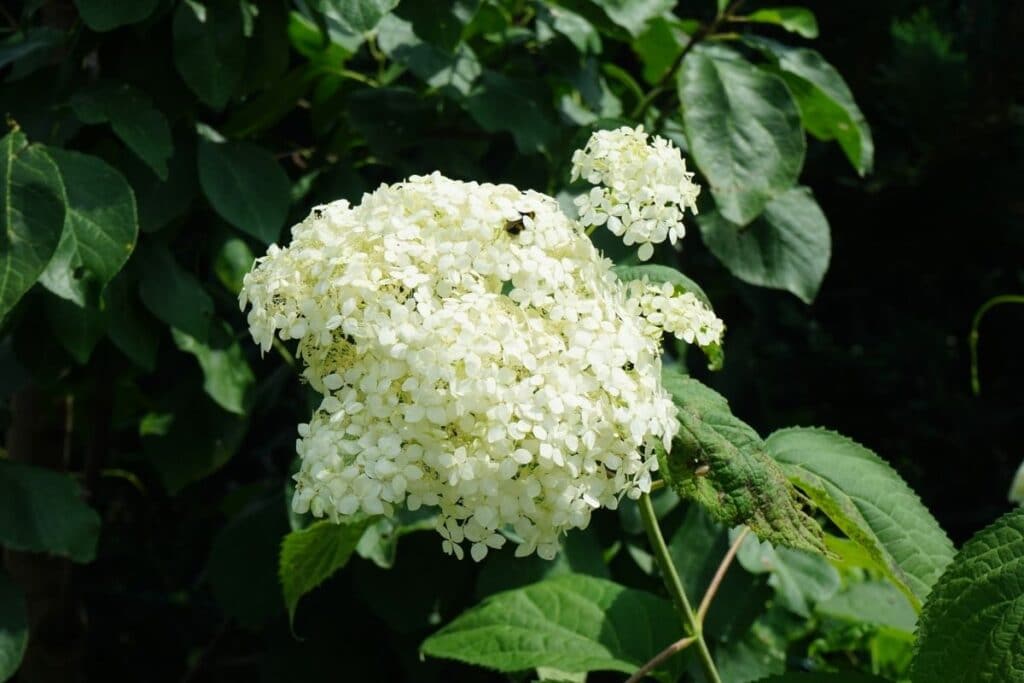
[625,636,697,683]
[630,0,748,120]
[697,526,750,623]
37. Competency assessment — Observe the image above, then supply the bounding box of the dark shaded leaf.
[197,139,290,244]
[172,0,246,109]
[0,460,100,563]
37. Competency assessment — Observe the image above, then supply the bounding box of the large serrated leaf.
[0,460,100,563]
[659,369,825,556]
[678,44,804,226]
[0,130,65,322]
[765,427,954,611]
[421,574,683,677]
[910,508,1024,683]
[280,518,372,625]
[698,186,830,304]
[37,148,138,306]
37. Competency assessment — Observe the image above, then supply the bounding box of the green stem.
[969,294,1024,395]
[638,493,722,683]
[630,0,748,121]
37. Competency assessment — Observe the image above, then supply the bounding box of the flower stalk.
[637,493,722,683]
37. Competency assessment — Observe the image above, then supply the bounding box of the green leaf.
[0,571,27,683]
[421,574,683,676]
[749,38,874,175]
[0,130,66,323]
[37,148,138,306]
[320,0,398,33]
[172,322,254,415]
[633,17,687,85]
[45,293,106,364]
[465,71,557,154]
[280,518,372,624]
[377,14,481,97]
[744,7,819,39]
[0,28,64,70]
[70,83,172,179]
[910,508,1024,683]
[765,427,955,611]
[213,237,254,294]
[104,271,159,371]
[678,45,805,225]
[538,5,601,54]
[0,460,100,563]
[137,244,214,342]
[590,0,673,37]
[172,0,246,109]
[197,139,290,244]
[73,0,159,31]
[207,494,289,628]
[816,580,917,633]
[658,369,825,555]
[698,186,830,303]
[476,528,609,599]
[355,507,436,569]
[736,534,840,617]
[754,674,891,682]
[143,399,246,494]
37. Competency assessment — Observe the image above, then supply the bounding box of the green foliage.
[748,38,874,175]
[743,7,819,39]
[197,138,290,244]
[659,367,826,556]
[0,460,100,562]
[766,427,955,611]
[71,83,173,179]
[421,574,683,677]
[699,186,831,303]
[0,571,27,683]
[910,508,1024,682]
[280,517,373,624]
[0,131,65,322]
[3,2,1007,682]
[678,45,805,226]
[37,148,138,306]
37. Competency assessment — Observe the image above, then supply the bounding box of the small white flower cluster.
[627,280,725,348]
[572,126,700,261]
[240,173,685,561]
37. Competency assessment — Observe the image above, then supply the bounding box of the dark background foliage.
[0,0,1020,681]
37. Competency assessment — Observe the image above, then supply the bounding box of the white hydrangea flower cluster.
[240,173,686,561]
[572,126,700,261]
[627,280,725,348]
